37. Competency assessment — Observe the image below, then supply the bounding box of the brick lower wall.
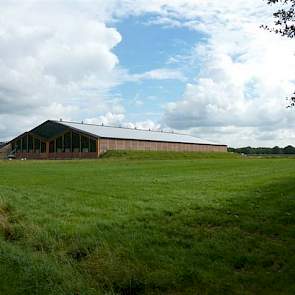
[99,138,227,155]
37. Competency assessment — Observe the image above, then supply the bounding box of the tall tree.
[262,0,295,106]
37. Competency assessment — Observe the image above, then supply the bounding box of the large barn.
[3,120,227,159]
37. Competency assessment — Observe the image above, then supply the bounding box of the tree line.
[228,145,295,155]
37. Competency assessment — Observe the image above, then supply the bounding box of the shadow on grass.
[82,177,295,294]
[0,178,294,295]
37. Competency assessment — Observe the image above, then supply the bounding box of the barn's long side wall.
[99,138,227,155]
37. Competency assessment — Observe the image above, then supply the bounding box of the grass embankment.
[101,150,238,160]
[0,153,294,294]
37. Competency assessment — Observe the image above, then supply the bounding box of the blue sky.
[0,0,295,147]
[111,15,203,121]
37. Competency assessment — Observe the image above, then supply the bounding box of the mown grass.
[100,150,238,160]
[0,152,294,294]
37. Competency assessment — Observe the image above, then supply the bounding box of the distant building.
[4,120,227,159]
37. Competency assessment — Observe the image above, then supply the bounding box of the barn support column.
[26,134,29,154]
[62,134,64,152]
[46,141,49,155]
[96,138,100,158]
[70,131,73,152]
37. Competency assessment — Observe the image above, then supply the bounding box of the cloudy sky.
[1,0,295,147]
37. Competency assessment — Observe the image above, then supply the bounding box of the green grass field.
[0,152,294,295]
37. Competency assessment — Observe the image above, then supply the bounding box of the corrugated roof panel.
[56,120,225,146]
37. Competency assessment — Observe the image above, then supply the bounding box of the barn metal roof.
[56,120,225,146]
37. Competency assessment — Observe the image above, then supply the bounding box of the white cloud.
[85,112,125,127]
[124,120,161,131]
[140,68,186,81]
[121,68,186,82]
[0,0,189,141]
[151,0,295,146]
[0,0,123,140]
[188,126,295,148]
[85,111,161,131]
[106,0,295,146]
